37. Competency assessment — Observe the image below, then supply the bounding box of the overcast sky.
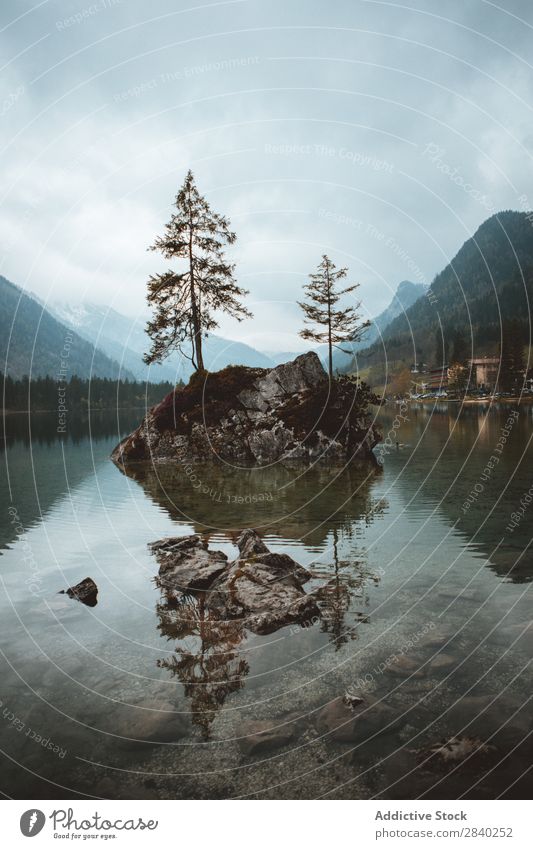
[2,0,533,351]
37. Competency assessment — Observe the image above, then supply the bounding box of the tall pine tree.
[298,255,370,379]
[144,171,251,372]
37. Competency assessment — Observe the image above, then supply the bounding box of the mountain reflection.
[380,403,533,583]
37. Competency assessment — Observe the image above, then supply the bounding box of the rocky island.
[111,352,380,468]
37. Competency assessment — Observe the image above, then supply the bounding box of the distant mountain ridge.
[1,272,432,382]
[314,279,427,372]
[0,276,134,380]
[11,209,526,388]
[50,301,277,382]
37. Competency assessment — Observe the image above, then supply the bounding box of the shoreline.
[1,405,152,415]
[388,396,532,406]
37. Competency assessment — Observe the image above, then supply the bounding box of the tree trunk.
[326,264,333,380]
[188,207,204,372]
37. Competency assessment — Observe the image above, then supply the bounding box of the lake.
[1,403,532,799]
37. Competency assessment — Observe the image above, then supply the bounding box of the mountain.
[50,301,178,383]
[315,279,427,372]
[359,211,533,369]
[366,280,428,344]
[50,301,277,382]
[0,276,134,380]
[262,350,305,365]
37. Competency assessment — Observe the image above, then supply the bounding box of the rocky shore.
[111,352,380,468]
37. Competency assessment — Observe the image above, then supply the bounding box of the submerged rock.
[112,698,189,745]
[317,693,397,743]
[238,714,300,756]
[424,736,495,764]
[150,529,320,635]
[386,655,427,679]
[60,577,98,607]
[112,352,380,468]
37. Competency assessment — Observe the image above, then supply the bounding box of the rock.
[150,535,228,593]
[386,655,426,678]
[60,577,98,607]
[112,699,188,744]
[236,528,270,558]
[317,694,397,743]
[428,653,455,672]
[343,692,365,709]
[445,694,530,745]
[150,529,320,635]
[419,626,457,649]
[111,353,380,468]
[238,715,299,756]
[424,736,495,764]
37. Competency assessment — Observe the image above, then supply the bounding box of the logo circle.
[20,810,46,837]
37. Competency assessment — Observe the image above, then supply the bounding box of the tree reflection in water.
[314,527,381,650]
[156,591,249,740]
[135,461,386,736]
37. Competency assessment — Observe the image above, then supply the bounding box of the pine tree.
[434,326,450,368]
[448,330,470,395]
[450,331,469,366]
[298,255,370,379]
[447,362,468,396]
[144,170,251,372]
[499,319,525,393]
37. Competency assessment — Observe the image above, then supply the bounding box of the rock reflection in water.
[118,460,383,546]
[144,460,385,737]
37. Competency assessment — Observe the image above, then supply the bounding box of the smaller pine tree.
[299,255,370,379]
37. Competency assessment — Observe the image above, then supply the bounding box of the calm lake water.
[1,404,532,800]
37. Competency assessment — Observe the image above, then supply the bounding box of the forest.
[1,373,176,412]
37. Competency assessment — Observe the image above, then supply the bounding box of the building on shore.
[425,365,449,392]
[414,358,500,394]
[468,357,500,391]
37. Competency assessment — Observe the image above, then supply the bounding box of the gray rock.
[237,388,269,412]
[428,653,456,672]
[150,529,320,635]
[60,577,98,607]
[151,535,228,593]
[425,736,495,763]
[111,352,380,468]
[208,530,319,634]
[239,714,300,756]
[445,694,530,745]
[112,698,188,745]
[317,694,397,743]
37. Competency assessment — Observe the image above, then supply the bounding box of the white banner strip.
[3,799,531,847]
